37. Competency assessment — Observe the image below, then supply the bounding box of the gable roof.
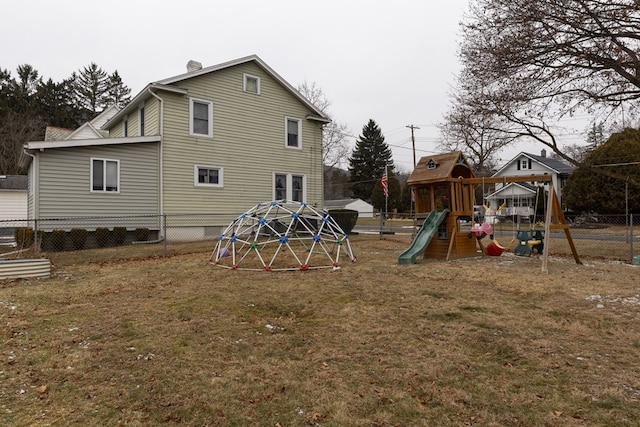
[44,126,74,141]
[486,182,538,199]
[103,54,330,130]
[493,152,574,176]
[407,151,475,185]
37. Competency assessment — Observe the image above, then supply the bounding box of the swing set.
[464,175,581,269]
[476,177,546,257]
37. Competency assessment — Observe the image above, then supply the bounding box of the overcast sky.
[3,0,586,172]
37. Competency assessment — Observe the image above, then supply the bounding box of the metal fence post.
[163,214,167,256]
[34,218,40,255]
[631,213,634,263]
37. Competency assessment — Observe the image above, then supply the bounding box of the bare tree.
[297,81,351,171]
[455,0,640,187]
[0,112,44,174]
[438,88,515,175]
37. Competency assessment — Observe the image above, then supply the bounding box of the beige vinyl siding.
[160,62,324,215]
[35,143,159,219]
[110,121,124,138]
[111,98,160,138]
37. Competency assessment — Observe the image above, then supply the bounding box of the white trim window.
[138,103,145,136]
[274,172,305,202]
[91,158,120,193]
[285,117,302,149]
[243,73,260,94]
[123,115,129,137]
[190,98,214,137]
[194,165,223,187]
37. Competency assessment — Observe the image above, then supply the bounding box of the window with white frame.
[190,98,213,137]
[139,104,145,136]
[123,115,128,137]
[194,165,223,187]
[243,73,260,94]
[274,173,305,202]
[91,158,119,192]
[285,117,301,149]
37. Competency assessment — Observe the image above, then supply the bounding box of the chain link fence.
[479,213,638,263]
[1,212,639,264]
[0,214,229,261]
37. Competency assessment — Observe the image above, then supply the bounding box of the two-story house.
[23,55,329,240]
[486,150,574,220]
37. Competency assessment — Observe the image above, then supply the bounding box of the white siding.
[0,191,27,221]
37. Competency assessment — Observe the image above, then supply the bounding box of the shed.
[324,199,374,218]
[0,176,28,231]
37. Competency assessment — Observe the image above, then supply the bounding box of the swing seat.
[485,241,504,256]
[531,230,544,254]
[515,230,532,256]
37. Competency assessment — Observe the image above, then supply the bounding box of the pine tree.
[105,70,131,109]
[72,63,108,115]
[348,119,394,203]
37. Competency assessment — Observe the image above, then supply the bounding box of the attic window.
[244,73,260,94]
[427,159,438,169]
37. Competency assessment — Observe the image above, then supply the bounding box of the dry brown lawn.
[1,235,640,426]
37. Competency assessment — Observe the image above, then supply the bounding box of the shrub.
[113,227,127,245]
[70,228,88,250]
[51,229,67,251]
[95,227,110,247]
[328,209,359,234]
[14,227,34,248]
[134,228,150,242]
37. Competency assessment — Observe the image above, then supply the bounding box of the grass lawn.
[1,235,640,426]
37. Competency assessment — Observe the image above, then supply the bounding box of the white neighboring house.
[486,150,574,219]
[324,198,374,218]
[0,175,28,232]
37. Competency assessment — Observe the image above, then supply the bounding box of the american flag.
[381,171,388,198]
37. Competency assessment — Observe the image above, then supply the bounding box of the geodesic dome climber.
[209,201,356,271]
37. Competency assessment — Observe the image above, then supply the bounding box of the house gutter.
[147,87,165,236]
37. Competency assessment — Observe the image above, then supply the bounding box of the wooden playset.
[401,152,580,269]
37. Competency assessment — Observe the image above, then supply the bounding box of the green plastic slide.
[397,209,449,265]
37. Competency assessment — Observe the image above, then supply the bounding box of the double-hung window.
[274,173,305,202]
[190,98,213,137]
[91,158,119,192]
[285,117,301,149]
[194,165,223,187]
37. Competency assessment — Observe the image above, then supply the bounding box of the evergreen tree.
[563,128,640,214]
[105,70,131,108]
[348,119,394,203]
[71,63,109,115]
[370,171,401,212]
[35,78,85,129]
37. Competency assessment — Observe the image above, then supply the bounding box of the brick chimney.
[541,149,547,158]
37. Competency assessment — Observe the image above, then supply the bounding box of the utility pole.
[406,124,420,167]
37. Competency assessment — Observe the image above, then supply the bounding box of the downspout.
[22,148,38,221]
[147,87,164,238]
